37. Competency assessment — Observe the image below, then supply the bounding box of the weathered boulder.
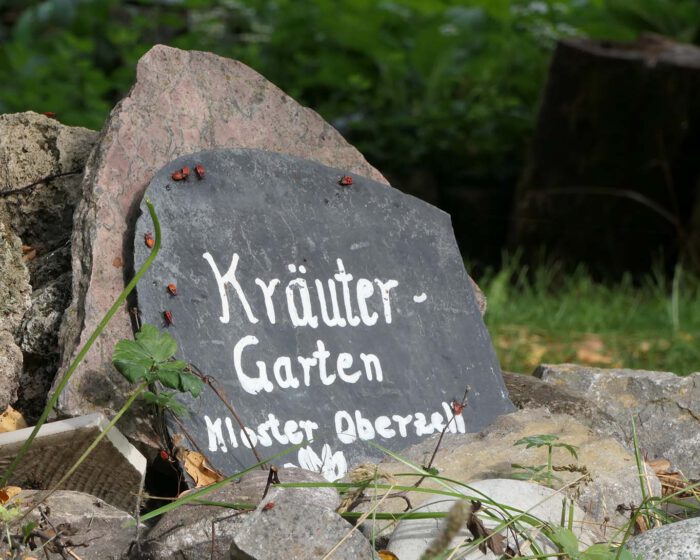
[535,364,700,479]
[19,272,71,355]
[0,111,97,251]
[0,330,23,411]
[56,44,388,442]
[625,517,700,559]
[359,408,659,533]
[0,112,97,422]
[387,479,597,560]
[230,486,375,560]
[141,468,339,560]
[502,371,623,439]
[7,489,138,560]
[0,218,31,410]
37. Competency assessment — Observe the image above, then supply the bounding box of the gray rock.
[0,218,31,410]
[503,371,623,439]
[359,408,659,533]
[0,218,31,334]
[20,271,71,355]
[141,468,339,560]
[0,330,23,411]
[0,111,97,252]
[7,489,138,560]
[56,44,387,444]
[625,517,700,559]
[0,112,96,421]
[230,486,375,560]
[535,364,700,478]
[387,479,597,560]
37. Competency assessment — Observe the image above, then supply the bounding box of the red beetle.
[339,175,353,186]
[451,400,464,415]
[181,166,190,178]
[171,170,186,181]
[167,283,177,296]
[195,164,205,180]
[262,502,275,511]
[163,310,174,326]
[144,232,155,248]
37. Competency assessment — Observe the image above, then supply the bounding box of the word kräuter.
[203,253,399,328]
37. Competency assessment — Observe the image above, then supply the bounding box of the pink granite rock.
[56,45,386,443]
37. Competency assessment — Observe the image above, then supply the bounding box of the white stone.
[387,478,598,560]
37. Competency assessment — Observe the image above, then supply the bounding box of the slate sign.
[134,149,513,481]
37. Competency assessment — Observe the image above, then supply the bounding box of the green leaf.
[141,391,187,416]
[548,525,580,556]
[180,371,204,398]
[581,543,616,560]
[157,361,184,390]
[113,324,180,384]
[514,434,560,449]
[554,442,580,459]
[22,521,37,544]
[112,338,153,383]
[135,323,178,362]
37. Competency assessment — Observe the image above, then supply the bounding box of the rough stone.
[0,330,23,411]
[358,408,660,534]
[0,111,97,251]
[230,486,375,560]
[535,364,700,478]
[0,112,97,421]
[56,44,389,440]
[625,517,700,559]
[7,489,138,560]
[19,272,71,355]
[387,479,597,560]
[0,218,31,334]
[502,371,623,439]
[141,468,339,560]
[0,218,31,410]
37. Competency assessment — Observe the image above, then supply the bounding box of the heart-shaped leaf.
[135,324,178,363]
[112,339,154,383]
[180,371,204,398]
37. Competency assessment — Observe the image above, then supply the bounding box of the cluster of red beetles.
[172,163,205,181]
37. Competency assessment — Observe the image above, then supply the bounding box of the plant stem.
[547,445,553,488]
[0,198,162,488]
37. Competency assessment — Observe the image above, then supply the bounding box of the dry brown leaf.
[21,245,37,262]
[525,343,547,368]
[647,458,672,474]
[0,486,21,504]
[576,336,613,365]
[181,449,224,487]
[0,405,27,433]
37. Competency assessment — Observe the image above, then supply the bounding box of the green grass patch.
[477,255,700,375]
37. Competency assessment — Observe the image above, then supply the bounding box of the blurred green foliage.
[1,0,698,188]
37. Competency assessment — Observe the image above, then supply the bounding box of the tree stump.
[510,35,700,275]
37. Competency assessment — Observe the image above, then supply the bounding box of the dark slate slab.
[134,149,513,481]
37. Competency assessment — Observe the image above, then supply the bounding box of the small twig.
[413,386,470,489]
[352,490,412,512]
[0,170,83,197]
[261,466,281,500]
[210,518,216,560]
[188,363,264,466]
